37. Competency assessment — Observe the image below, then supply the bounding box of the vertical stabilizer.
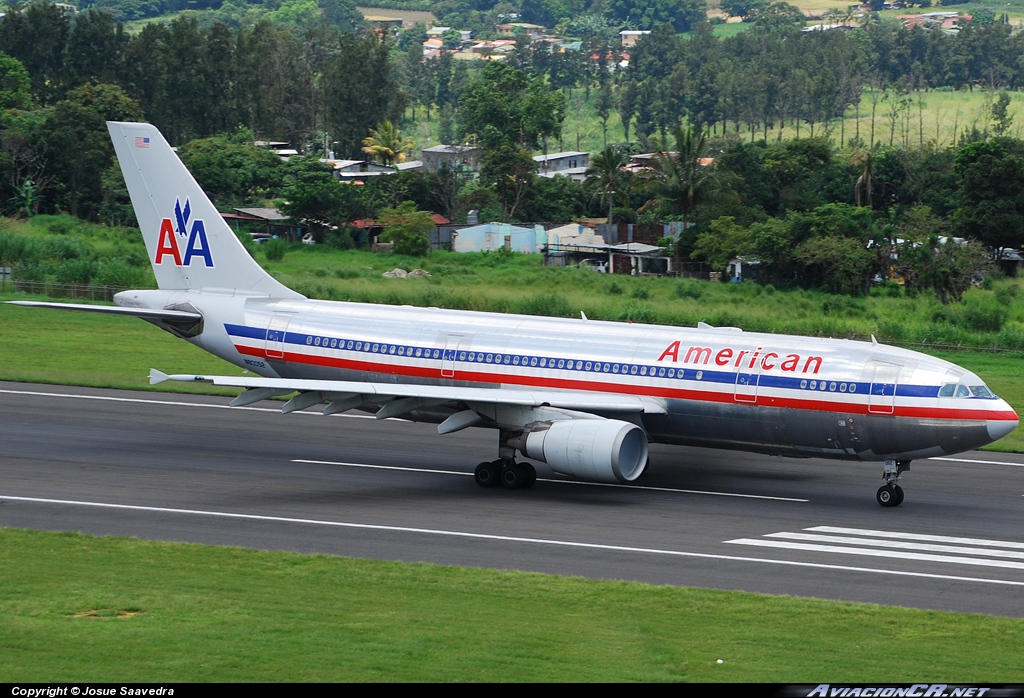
[108,121,302,298]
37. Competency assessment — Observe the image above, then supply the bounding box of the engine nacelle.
[518,419,648,484]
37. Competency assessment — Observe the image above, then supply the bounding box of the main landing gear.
[473,428,537,490]
[474,459,537,489]
[877,459,910,507]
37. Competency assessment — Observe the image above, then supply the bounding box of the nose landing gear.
[877,459,910,507]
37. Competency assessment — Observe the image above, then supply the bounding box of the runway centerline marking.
[929,456,1024,467]
[293,459,808,502]
[3,494,1023,588]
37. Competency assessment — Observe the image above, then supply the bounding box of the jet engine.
[516,419,648,483]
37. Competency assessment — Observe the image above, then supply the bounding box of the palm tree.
[583,146,629,224]
[644,125,731,225]
[643,125,735,272]
[851,150,875,208]
[361,120,414,167]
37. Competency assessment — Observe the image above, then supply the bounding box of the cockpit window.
[940,382,997,399]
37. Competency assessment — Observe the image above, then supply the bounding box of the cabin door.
[265,313,294,360]
[441,334,463,378]
[868,361,901,415]
[734,365,761,404]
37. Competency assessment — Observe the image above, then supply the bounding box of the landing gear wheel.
[474,461,499,488]
[522,462,537,488]
[501,462,528,489]
[876,485,899,507]
[893,484,905,506]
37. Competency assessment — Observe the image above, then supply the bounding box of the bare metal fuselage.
[118,288,1019,463]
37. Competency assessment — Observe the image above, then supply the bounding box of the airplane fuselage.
[116,288,1019,463]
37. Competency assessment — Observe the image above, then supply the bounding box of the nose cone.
[987,400,1019,443]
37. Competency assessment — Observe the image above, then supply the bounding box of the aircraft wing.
[150,369,666,432]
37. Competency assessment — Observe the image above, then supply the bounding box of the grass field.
[3,528,1024,681]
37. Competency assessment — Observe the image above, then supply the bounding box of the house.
[324,159,395,182]
[619,30,650,48]
[451,222,546,253]
[421,144,482,173]
[533,151,589,179]
[496,22,546,38]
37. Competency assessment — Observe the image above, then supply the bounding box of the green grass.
[3,527,1024,681]
[259,246,1024,350]
[0,292,241,394]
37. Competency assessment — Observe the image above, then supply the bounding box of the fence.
[0,278,131,302]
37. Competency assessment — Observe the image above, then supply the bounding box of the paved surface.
[2,381,1023,617]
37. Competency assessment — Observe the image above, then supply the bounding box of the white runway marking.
[728,526,1024,572]
[0,388,376,418]
[294,459,808,501]
[2,494,1023,587]
[807,525,1024,549]
[929,456,1024,467]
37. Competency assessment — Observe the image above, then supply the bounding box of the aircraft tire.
[876,485,898,507]
[501,462,527,490]
[894,485,905,506]
[474,461,499,488]
[522,462,537,488]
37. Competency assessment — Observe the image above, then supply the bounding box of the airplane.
[7,121,1019,507]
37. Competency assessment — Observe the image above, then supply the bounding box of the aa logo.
[154,198,214,267]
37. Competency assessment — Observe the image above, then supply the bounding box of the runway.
[2,380,1024,617]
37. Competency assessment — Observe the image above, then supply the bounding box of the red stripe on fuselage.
[233,344,1018,422]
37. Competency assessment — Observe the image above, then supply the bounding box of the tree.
[953,139,1024,256]
[991,91,1013,136]
[361,120,414,167]
[719,0,768,21]
[752,2,804,31]
[378,200,434,256]
[0,53,32,110]
[851,150,875,208]
[279,178,357,236]
[41,83,143,217]
[605,0,708,33]
[583,145,628,223]
[179,129,283,202]
[692,216,754,272]
[480,145,537,223]
[457,62,566,151]
[643,125,732,224]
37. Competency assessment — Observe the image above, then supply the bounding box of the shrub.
[263,237,288,261]
[54,258,97,284]
[674,279,704,300]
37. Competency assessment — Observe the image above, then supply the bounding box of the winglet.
[149,369,169,385]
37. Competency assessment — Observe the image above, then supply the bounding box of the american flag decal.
[135,136,150,148]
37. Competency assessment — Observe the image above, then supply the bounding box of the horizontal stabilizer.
[7,300,202,321]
